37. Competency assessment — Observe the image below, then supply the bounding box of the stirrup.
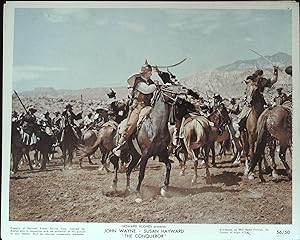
[112,147,121,157]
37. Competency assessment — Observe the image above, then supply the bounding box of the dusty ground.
[9,149,292,224]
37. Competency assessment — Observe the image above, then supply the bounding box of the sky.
[11,3,293,91]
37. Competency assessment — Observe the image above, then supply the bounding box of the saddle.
[102,120,118,130]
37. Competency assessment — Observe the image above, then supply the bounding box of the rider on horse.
[20,106,39,146]
[236,65,279,127]
[112,61,156,157]
[39,111,53,135]
[61,104,83,142]
[273,87,288,106]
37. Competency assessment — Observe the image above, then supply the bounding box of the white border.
[2,1,300,240]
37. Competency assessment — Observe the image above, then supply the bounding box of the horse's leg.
[126,152,140,192]
[211,143,217,167]
[135,156,149,203]
[204,145,212,184]
[88,156,96,165]
[109,154,119,191]
[26,149,33,170]
[268,140,278,178]
[257,157,266,182]
[279,145,292,180]
[192,158,198,185]
[40,151,48,170]
[101,151,112,173]
[191,148,201,184]
[12,150,22,174]
[61,144,67,168]
[218,142,224,158]
[159,148,172,197]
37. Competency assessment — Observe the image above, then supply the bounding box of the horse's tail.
[248,109,269,172]
[75,137,100,160]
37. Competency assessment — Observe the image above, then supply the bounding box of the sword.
[153,58,187,69]
[249,49,282,72]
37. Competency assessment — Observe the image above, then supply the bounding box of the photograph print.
[2,1,299,240]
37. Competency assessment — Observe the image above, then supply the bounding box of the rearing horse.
[111,84,188,203]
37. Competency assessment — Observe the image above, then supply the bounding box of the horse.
[179,103,230,184]
[59,116,81,169]
[11,120,55,173]
[110,84,189,203]
[247,101,292,182]
[240,80,266,174]
[76,119,130,173]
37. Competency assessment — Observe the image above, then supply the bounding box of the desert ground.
[9,146,292,224]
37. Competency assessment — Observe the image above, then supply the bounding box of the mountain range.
[16,52,292,101]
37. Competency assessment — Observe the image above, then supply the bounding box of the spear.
[249,49,282,72]
[13,89,29,114]
[80,94,83,111]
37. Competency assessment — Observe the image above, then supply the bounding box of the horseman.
[107,88,117,99]
[20,106,39,146]
[273,87,288,106]
[61,104,83,142]
[210,94,223,112]
[194,97,210,116]
[236,65,279,127]
[227,98,240,115]
[39,111,53,135]
[112,61,157,157]
[83,112,94,130]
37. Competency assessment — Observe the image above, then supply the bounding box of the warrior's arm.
[266,66,279,87]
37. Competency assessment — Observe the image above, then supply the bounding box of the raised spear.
[13,89,29,114]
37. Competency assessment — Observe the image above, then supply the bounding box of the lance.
[13,89,29,114]
[249,49,282,72]
[152,58,187,69]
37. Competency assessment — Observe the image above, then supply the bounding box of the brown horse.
[241,80,266,175]
[247,102,292,182]
[180,103,230,184]
[76,120,119,172]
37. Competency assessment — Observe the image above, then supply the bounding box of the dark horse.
[11,121,55,173]
[111,84,189,203]
[247,100,292,182]
[59,116,81,169]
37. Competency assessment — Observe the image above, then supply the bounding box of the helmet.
[28,106,37,112]
[254,69,263,76]
[277,87,283,92]
[65,103,73,109]
[140,60,152,74]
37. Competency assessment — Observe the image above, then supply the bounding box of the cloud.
[245,37,254,42]
[13,65,67,83]
[44,9,90,23]
[117,21,146,33]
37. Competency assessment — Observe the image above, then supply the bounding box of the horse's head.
[209,103,230,127]
[159,85,189,105]
[174,97,196,119]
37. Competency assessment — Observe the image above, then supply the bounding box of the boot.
[112,134,127,157]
